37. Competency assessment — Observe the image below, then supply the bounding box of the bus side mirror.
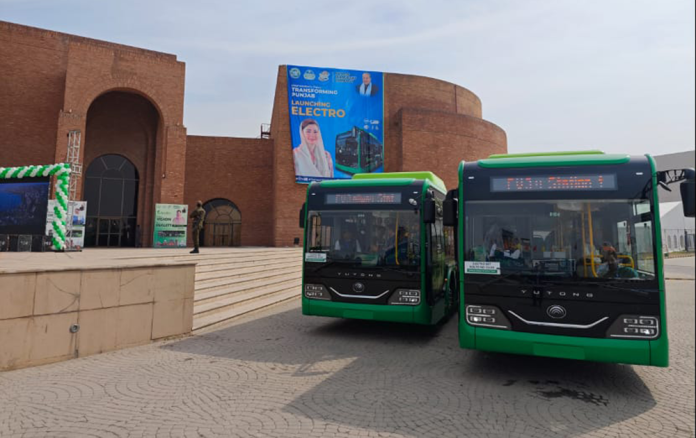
[443,198,457,226]
[443,189,458,227]
[681,179,695,218]
[299,203,306,228]
[423,199,436,224]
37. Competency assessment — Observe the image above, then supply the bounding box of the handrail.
[394,213,400,266]
[587,203,599,277]
[618,254,635,269]
[581,212,588,277]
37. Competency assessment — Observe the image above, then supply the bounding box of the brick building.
[0,21,507,248]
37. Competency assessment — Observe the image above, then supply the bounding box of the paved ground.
[664,256,695,280]
[0,281,693,438]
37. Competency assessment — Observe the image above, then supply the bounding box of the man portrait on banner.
[356,72,379,96]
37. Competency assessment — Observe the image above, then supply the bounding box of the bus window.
[306,210,420,268]
[465,200,655,280]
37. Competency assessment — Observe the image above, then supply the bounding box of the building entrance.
[83,155,139,247]
[201,199,242,247]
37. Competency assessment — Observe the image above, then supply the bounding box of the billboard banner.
[287,65,384,184]
[153,203,188,248]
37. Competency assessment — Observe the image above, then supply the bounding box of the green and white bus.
[300,172,458,325]
[444,151,695,366]
[335,127,384,175]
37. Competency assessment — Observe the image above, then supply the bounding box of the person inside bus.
[370,225,386,253]
[599,247,638,278]
[334,229,361,257]
[293,118,334,178]
[503,237,522,259]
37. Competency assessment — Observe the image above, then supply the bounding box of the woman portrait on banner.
[293,118,334,178]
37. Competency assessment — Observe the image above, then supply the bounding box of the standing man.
[189,201,206,254]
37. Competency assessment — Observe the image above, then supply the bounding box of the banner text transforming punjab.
[153,203,188,248]
[287,65,384,184]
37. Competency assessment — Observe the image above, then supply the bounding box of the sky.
[2,0,694,156]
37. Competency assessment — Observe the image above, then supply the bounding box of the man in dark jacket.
[189,201,206,254]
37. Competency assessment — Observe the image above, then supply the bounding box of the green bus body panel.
[303,297,442,325]
[462,325,652,365]
[301,174,452,326]
[487,150,605,159]
[456,153,668,367]
[353,171,447,193]
[477,154,630,169]
[647,154,669,367]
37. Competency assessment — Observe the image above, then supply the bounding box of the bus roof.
[352,171,446,192]
[478,150,631,168]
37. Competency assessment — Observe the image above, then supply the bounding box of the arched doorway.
[201,199,242,247]
[83,155,139,247]
[84,91,159,247]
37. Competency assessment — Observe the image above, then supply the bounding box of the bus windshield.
[464,199,656,280]
[307,210,421,268]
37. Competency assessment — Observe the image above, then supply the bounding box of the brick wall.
[0,22,67,166]
[398,108,507,189]
[184,136,274,247]
[0,21,186,247]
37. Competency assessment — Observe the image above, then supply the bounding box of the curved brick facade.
[269,66,507,246]
[0,21,507,248]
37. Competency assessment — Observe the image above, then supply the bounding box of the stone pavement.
[664,256,695,280]
[0,281,693,438]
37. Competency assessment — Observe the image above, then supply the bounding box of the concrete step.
[196,273,301,304]
[193,287,301,331]
[194,278,302,319]
[196,263,302,285]
[194,257,301,271]
[195,267,301,293]
[193,250,302,265]
[196,257,302,275]
[186,247,303,332]
[117,248,301,262]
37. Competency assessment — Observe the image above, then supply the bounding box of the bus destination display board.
[326,193,402,204]
[491,174,617,192]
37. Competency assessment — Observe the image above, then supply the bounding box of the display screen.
[491,174,617,192]
[326,193,402,204]
[0,178,50,235]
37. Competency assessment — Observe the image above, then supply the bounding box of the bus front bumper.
[303,298,436,325]
[461,325,667,367]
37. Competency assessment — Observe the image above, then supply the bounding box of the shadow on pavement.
[164,307,656,438]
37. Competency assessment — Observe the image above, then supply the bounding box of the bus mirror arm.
[658,169,695,218]
[299,203,306,228]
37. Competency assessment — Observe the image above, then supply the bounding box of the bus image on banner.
[287,65,384,184]
[443,151,695,366]
[335,126,384,175]
[299,172,458,325]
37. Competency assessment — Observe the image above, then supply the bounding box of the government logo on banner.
[287,65,385,184]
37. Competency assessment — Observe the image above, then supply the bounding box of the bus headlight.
[465,305,511,330]
[606,315,659,339]
[304,284,331,300]
[389,289,421,305]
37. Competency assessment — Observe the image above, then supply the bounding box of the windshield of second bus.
[306,210,420,268]
[464,200,656,280]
